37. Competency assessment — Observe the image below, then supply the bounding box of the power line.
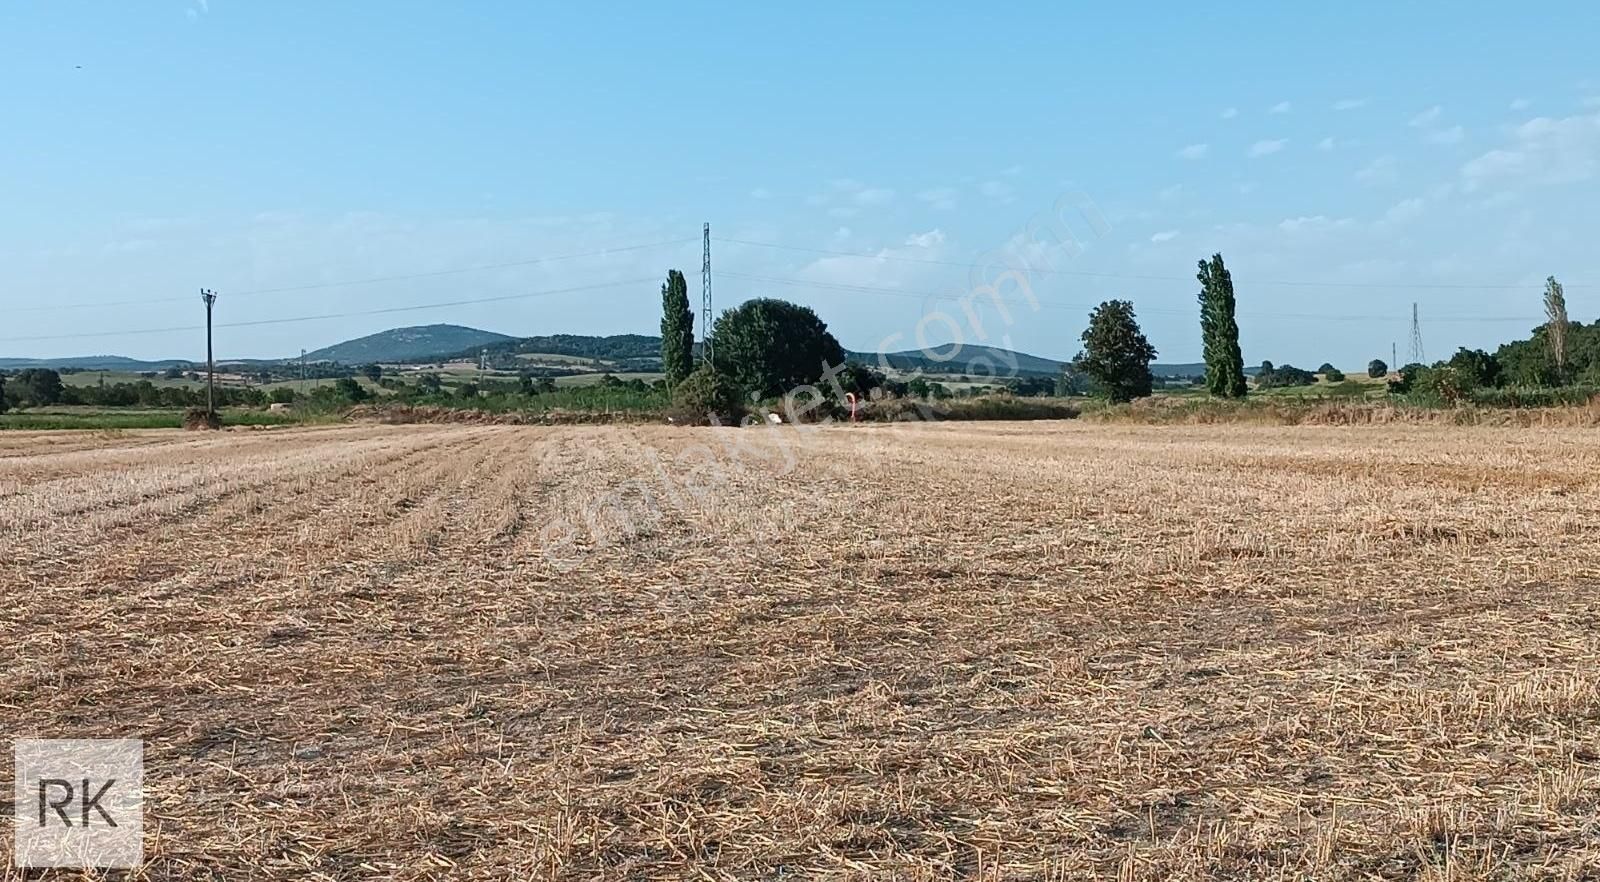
[715,237,1586,292]
[0,277,657,344]
[5,238,696,314]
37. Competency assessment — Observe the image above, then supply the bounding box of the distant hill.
[305,324,513,364]
[852,351,1239,381]
[2,327,1219,381]
[464,333,663,364]
[0,355,196,371]
[851,344,1066,377]
[464,334,1073,377]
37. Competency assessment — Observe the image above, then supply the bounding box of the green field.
[0,407,313,430]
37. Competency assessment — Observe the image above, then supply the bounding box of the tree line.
[1066,261,1592,405]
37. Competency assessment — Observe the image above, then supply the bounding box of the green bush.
[669,365,744,425]
[334,377,368,402]
[1417,365,1476,405]
[1389,363,1426,394]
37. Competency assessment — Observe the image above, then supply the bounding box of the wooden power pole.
[200,289,218,418]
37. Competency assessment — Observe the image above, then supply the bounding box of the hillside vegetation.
[304,324,513,363]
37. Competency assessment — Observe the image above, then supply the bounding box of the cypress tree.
[1197,253,1247,398]
[659,269,694,388]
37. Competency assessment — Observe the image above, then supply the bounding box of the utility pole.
[301,348,307,383]
[1392,342,1397,370]
[702,222,714,368]
[200,288,218,418]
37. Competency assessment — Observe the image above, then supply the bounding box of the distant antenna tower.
[1408,302,1425,364]
[701,222,714,367]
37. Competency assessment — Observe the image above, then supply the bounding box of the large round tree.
[710,298,846,400]
[1074,299,1156,403]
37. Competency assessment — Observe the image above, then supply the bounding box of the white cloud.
[1317,137,1338,151]
[1461,149,1525,184]
[1278,215,1350,232]
[1220,107,1239,120]
[1333,98,1367,111]
[978,180,1015,202]
[1158,184,1184,201]
[854,187,895,206]
[1510,98,1531,111]
[809,179,895,212]
[1409,105,1443,127]
[903,229,945,249]
[1176,143,1209,160]
[1248,138,1288,157]
[999,164,1024,177]
[1383,197,1426,224]
[1461,111,1600,190]
[1149,230,1179,243]
[749,187,771,200]
[1355,155,1399,185]
[1426,125,1465,145]
[916,187,958,210]
[1270,101,1292,114]
[834,227,852,239]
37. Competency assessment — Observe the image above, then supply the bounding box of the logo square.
[13,739,143,869]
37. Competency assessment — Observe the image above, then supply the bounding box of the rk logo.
[12,739,143,868]
[37,778,120,827]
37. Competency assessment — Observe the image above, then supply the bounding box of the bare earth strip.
[3,422,1600,880]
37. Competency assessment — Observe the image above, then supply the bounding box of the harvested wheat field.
[5,421,1600,880]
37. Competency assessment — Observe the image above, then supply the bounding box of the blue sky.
[3,2,1599,366]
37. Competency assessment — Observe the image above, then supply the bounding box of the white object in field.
[267,403,291,412]
[766,413,782,424]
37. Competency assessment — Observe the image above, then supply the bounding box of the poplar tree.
[1197,253,1247,398]
[659,269,695,388]
[1545,275,1569,383]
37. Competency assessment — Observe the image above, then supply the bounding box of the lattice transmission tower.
[701,222,714,367]
[1408,302,1425,364]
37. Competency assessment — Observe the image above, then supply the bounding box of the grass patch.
[0,408,315,430]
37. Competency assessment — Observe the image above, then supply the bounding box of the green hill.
[0,355,197,371]
[464,333,663,364]
[304,324,514,364]
[851,344,1066,377]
